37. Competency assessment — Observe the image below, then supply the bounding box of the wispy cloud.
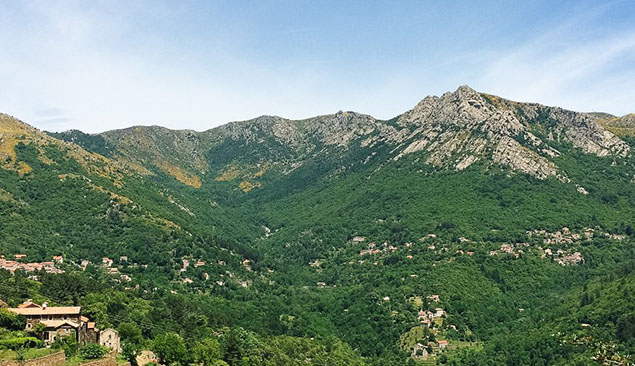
[0,1,634,133]
[475,17,635,115]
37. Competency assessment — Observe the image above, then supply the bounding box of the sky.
[1,0,634,133]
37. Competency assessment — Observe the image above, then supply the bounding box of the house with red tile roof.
[6,299,119,352]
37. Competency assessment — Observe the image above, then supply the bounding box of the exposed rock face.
[528,107,629,157]
[384,85,628,178]
[492,137,558,179]
[84,86,631,185]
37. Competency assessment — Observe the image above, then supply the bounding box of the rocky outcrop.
[384,85,629,178]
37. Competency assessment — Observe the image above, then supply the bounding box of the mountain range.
[1,86,633,365]
[47,85,634,188]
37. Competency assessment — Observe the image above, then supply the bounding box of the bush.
[52,335,77,357]
[0,337,43,350]
[80,343,109,360]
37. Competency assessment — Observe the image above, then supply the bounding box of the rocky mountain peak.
[454,84,478,98]
[388,86,630,180]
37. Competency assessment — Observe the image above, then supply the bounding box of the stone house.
[8,301,82,345]
[99,328,121,353]
[411,343,429,359]
[7,300,118,351]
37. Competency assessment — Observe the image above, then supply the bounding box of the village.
[0,225,629,365]
[396,293,472,363]
[0,254,64,275]
[0,249,257,294]
[411,294,450,361]
[340,225,629,269]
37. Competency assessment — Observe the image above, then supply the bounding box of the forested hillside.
[1,87,633,365]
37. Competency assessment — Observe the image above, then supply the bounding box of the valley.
[0,86,633,365]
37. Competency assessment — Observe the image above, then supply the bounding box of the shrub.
[0,337,43,350]
[52,335,77,357]
[80,343,109,360]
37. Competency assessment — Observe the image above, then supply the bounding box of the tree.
[152,332,188,366]
[119,322,143,345]
[194,338,222,366]
[0,309,23,330]
[29,322,47,339]
[122,342,141,366]
[617,313,635,342]
[222,329,242,365]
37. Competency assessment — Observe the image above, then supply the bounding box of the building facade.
[6,300,119,352]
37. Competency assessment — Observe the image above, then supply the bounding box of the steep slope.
[43,86,635,258]
[1,114,128,182]
[99,126,207,187]
[392,86,628,177]
[0,114,260,282]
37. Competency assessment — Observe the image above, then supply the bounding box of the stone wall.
[79,353,118,366]
[0,351,65,366]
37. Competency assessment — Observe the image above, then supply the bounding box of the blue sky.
[1,1,634,133]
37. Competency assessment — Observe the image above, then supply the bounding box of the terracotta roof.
[18,300,41,309]
[39,320,80,329]
[8,306,81,316]
[80,316,89,323]
[87,322,96,329]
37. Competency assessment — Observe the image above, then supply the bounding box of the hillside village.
[1,224,630,365]
[336,227,628,269]
[1,226,626,297]
[0,255,64,275]
[1,248,257,295]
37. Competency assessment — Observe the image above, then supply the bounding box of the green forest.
[0,105,634,366]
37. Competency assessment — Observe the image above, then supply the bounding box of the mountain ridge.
[43,85,631,191]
